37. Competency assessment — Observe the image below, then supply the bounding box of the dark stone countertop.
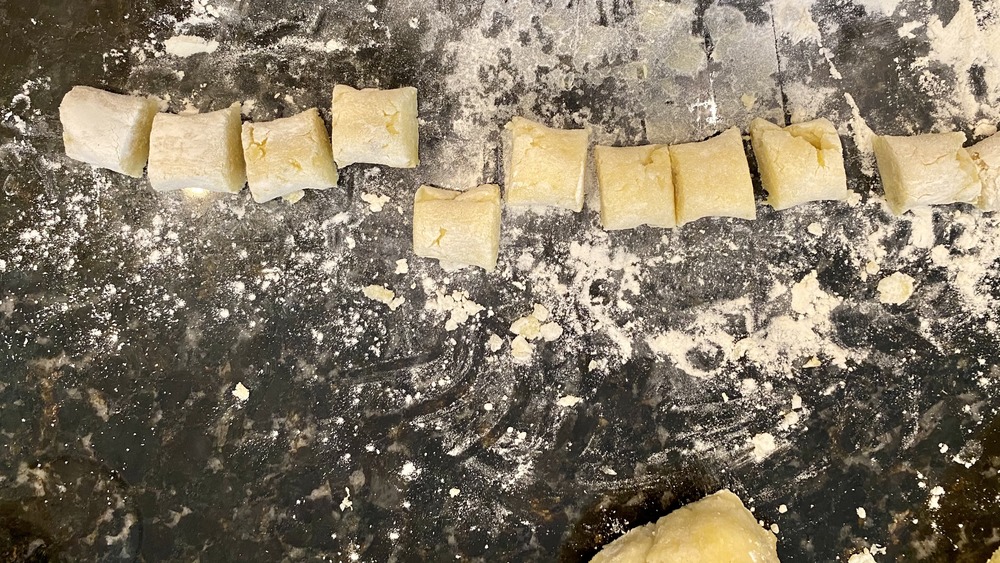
[1,0,1000,561]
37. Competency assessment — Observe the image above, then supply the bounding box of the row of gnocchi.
[58,85,1000,275]
[416,115,1000,272]
[58,84,418,203]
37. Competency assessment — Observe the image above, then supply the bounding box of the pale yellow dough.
[989,546,1000,563]
[59,86,160,178]
[147,103,246,193]
[749,117,847,210]
[412,184,502,272]
[330,85,419,168]
[505,116,589,212]
[969,132,1000,211]
[242,108,339,203]
[670,128,756,225]
[872,132,981,215]
[593,144,675,230]
[591,489,780,563]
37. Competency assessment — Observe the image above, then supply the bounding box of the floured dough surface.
[505,116,589,212]
[591,489,779,563]
[147,103,246,193]
[594,144,675,230]
[412,184,502,272]
[330,85,419,168]
[969,132,1000,211]
[749,117,847,210]
[242,108,338,203]
[671,128,756,226]
[872,132,980,215]
[59,85,160,178]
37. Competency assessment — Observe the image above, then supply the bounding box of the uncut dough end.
[671,128,756,226]
[590,489,779,563]
[505,116,589,212]
[59,86,160,178]
[412,184,501,272]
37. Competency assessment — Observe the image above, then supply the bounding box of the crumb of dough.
[232,382,250,401]
[361,192,390,212]
[362,284,404,310]
[877,272,915,304]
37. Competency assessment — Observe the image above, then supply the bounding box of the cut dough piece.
[969,132,1000,211]
[671,128,756,225]
[330,85,419,168]
[593,144,675,230]
[147,103,245,193]
[590,489,780,563]
[59,86,160,177]
[505,116,589,212]
[749,117,847,210]
[412,184,501,272]
[242,108,338,203]
[872,132,981,215]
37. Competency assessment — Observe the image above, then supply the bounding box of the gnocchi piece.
[969,132,1000,211]
[147,103,246,193]
[242,108,339,203]
[749,117,847,210]
[505,117,589,212]
[593,144,675,229]
[671,127,756,225]
[412,184,501,272]
[872,132,981,215]
[591,490,779,563]
[330,85,419,168]
[58,86,160,178]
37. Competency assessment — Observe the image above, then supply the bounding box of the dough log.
[670,127,756,225]
[505,116,589,212]
[749,117,847,211]
[594,144,675,230]
[243,108,338,203]
[330,85,419,168]
[147,103,246,193]
[59,86,160,178]
[412,184,501,272]
[872,132,980,215]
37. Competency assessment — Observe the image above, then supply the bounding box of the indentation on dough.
[432,228,447,246]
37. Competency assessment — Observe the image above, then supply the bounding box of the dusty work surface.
[2,0,1000,561]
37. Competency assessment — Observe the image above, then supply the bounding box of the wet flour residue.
[2,0,1000,561]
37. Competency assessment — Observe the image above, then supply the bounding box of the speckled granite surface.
[1,0,1000,561]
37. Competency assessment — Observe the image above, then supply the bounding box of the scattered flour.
[163,35,219,57]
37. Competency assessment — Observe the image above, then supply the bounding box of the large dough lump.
[872,132,980,215]
[594,144,675,230]
[59,86,160,178]
[670,128,756,225]
[749,117,847,210]
[505,116,589,212]
[147,103,246,193]
[412,184,501,272]
[242,108,339,203]
[330,85,419,168]
[591,489,780,563]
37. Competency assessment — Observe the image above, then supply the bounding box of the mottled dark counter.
[2,0,1000,561]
